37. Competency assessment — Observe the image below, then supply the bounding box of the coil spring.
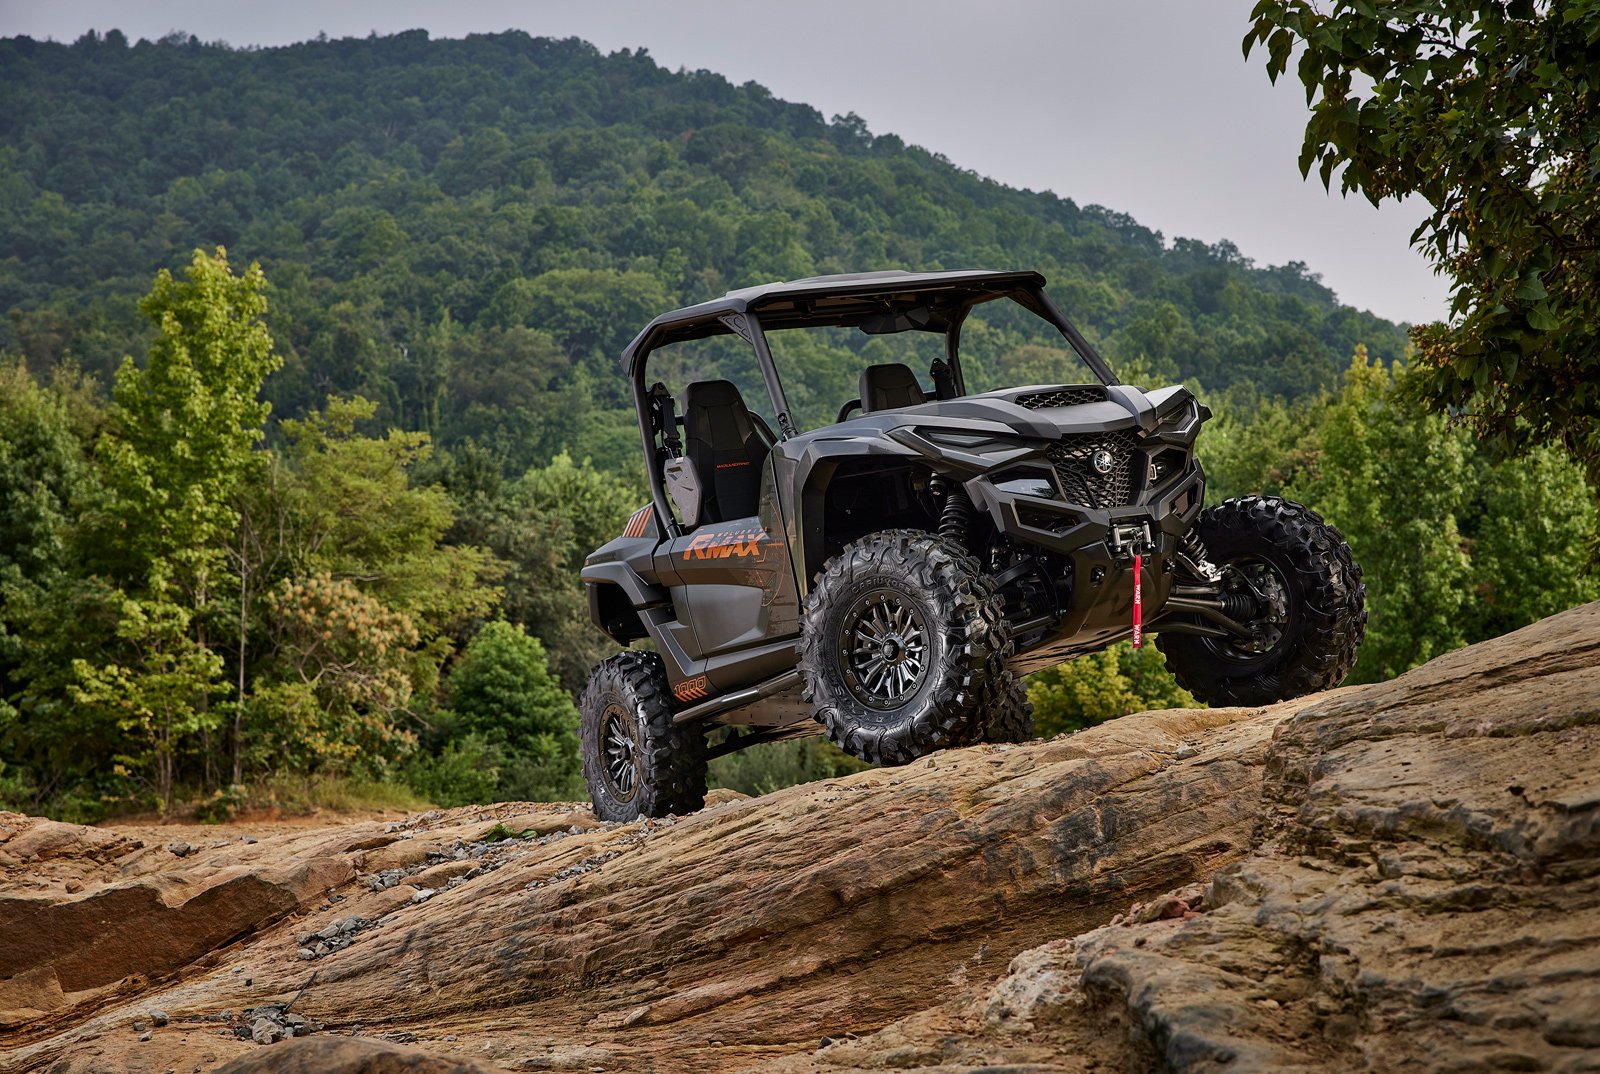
[939,486,973,549]
[1178,529,1222,582]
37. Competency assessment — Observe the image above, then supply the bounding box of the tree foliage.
[1029,642,1198,739]
[0,261,500,817]
[66,249,279,810]
[0,27,1411,477]
[1245,0,1600,496]
[429,621,580,802]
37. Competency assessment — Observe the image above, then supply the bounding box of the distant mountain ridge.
[0,28,1408,470]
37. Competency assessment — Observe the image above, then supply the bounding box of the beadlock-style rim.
[600,702,639,800]
[839,588,930,708]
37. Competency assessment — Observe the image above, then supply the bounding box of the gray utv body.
[581,269,1210,742]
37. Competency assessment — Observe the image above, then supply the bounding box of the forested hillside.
[0,28,1409,472]
[0,29,1592,821]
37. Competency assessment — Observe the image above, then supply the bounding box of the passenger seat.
[681,380,770,524]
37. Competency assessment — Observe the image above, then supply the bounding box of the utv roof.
[620,268,1046,374]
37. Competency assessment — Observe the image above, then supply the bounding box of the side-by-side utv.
[578,270,1365,820]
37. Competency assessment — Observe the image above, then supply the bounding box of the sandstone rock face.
[762,601,1600,1073]
[2,602,1595,1074]
[0,703,1270,1073]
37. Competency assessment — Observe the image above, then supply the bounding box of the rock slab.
[760,600,1600,1073]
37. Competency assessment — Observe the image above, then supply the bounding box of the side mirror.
[663,456,703,528]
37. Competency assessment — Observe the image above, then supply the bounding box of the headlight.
[1147,447,1190,486]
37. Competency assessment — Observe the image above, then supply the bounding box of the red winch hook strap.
[1132,553,1143,649]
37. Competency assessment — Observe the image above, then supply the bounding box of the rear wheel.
[798,530,1011,765]
[1158,496,1365,706]
[579,652,708,821]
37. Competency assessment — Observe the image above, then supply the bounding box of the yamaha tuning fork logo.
[1091,448,1116,475]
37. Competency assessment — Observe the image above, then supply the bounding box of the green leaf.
[1514,276,1548,302]
[1526,304,1559,331]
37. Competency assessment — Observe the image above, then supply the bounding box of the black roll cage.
[625,272,1118,540]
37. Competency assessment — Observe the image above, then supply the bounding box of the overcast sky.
[1,0,1450,328]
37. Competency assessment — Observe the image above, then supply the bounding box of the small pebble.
[149,1009,169,1027]
[296,948,316,960]
[167,841,192,857]
[241,835,258,844]
[139,1031,152,1042]
[411,888,436,904]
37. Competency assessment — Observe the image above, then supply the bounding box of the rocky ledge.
[2,601,1595,1073]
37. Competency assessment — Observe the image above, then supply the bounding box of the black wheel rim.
[1207,556,1293,663]
[838,588,930,708]
[600,702,639,801]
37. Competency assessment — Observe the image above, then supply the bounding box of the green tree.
[0,361,104,812]
[436,621,580,801]
[276,397,499,647]
[70,248,280,811]
[1029,642,1199,738]
[241,397,501,777]
[439,449,641,694]
[1284,348,1475,681]
[1466,445,1600,640]
[0,361,93,598]
[1246,1,1600,502]
[98,247,280,595]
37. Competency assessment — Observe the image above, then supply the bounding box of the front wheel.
[1158,496,1365,707]
[798,529,1011,765]
[579,652,708,821]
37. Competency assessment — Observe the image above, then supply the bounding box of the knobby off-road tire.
[579,651,708,821]
[1158,496,1365,707]
[798,529,1012,765]
[958,565,1034,745]
[972,668,1035,744]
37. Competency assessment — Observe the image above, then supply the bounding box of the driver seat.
[682,380,769,525]
[860,363,926,414]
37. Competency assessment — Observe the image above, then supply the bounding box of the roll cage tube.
[1032,286,1120,386]
[746,312,797,440]
[632,310,795,539]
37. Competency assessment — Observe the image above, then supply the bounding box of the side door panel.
[654,463,799,661]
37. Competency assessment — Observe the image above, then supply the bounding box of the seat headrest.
[683,380,755,448]
[860,363,926,414]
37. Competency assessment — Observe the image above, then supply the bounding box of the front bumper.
[968,462,1207,673]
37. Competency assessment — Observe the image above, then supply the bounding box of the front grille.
[1016,386,1106,409]
[1048,430,1140,509]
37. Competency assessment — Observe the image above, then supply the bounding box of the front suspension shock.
[938,482,973,549]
